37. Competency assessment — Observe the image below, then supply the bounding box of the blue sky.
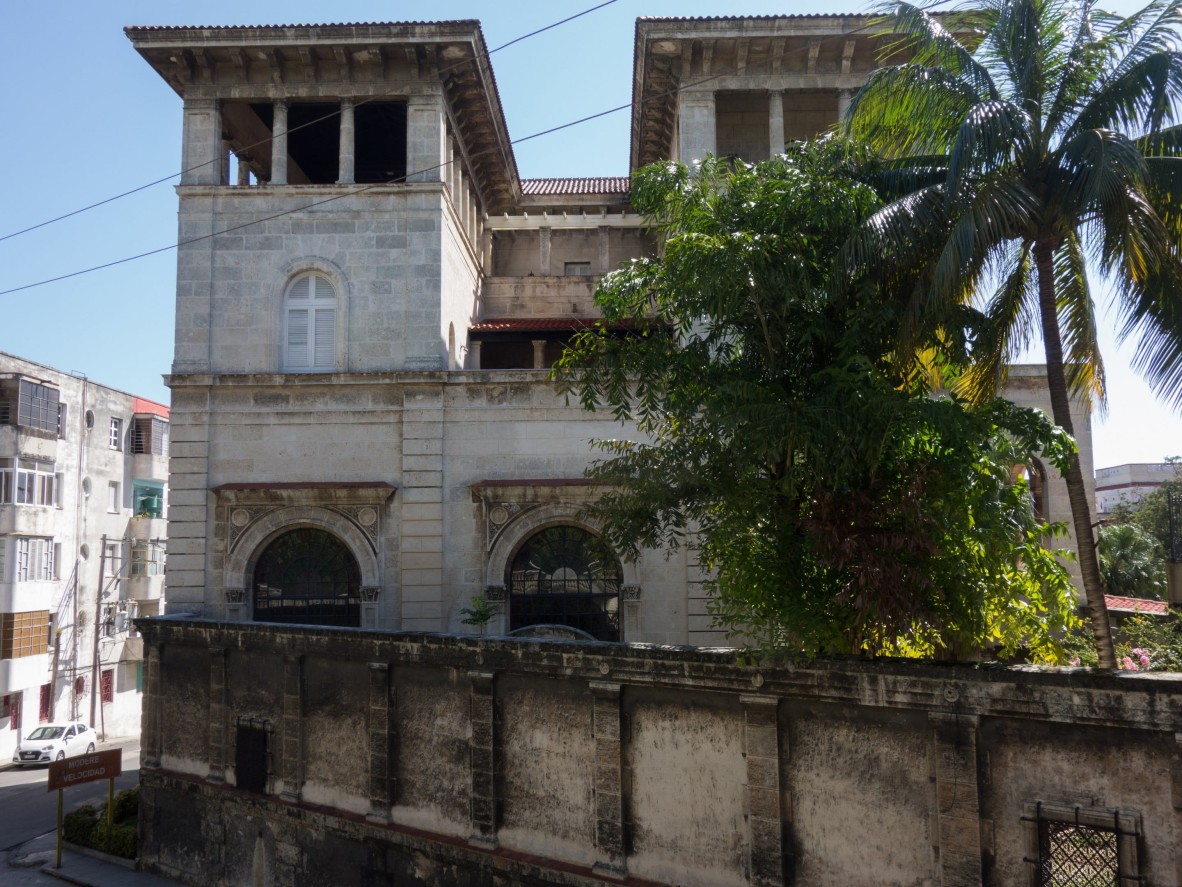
[0,0,1173,469]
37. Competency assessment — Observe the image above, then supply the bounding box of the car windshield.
[26,726,64,740]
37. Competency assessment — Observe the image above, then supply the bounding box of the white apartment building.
[1095,462,1177,517]
[0,353,168,755]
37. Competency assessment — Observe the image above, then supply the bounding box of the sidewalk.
[8,831,182,887]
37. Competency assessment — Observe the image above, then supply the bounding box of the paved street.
[0,738,141,853]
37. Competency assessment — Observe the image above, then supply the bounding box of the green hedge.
[62,786,139,860]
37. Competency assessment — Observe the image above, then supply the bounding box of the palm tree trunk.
[1034,241,1117,667]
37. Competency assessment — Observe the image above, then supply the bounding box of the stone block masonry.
[136,617,1182,887]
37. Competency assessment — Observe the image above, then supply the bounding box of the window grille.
[132,416,169,455]
[1023,802,1141,887]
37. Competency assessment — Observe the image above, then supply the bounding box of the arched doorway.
[252,528,361,626]
[507,525,622,641]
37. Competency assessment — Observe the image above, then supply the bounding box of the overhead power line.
[0,1,958,297]
[0,0,621,245]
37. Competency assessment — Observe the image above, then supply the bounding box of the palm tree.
[1098,523,1166,599]
[845,0,1182,667]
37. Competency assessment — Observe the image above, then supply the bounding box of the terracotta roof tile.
[470,317,603,333]
[1104,595,1170,615]
[521,177,630,196]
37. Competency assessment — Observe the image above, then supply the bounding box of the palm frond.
[959,242,1035,404]
[1073,50,1182,137]
[947,100,1033,197]
[1052,128,1150,221]
[874,1,999,98]
[846,64,981,155]
[1054,233,1106,414]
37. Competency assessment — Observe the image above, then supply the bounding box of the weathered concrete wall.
[137,618,1182,887]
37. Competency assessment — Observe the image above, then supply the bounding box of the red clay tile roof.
[1104,595,1170,615]
[521,177,630,196]
[470,317,604,333]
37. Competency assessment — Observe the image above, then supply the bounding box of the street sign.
[47,749,122,792]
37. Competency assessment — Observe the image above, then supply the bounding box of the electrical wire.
[0,0,621,245]
[0,1,958,297]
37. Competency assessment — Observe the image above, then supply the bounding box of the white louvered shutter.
[313,309,336,369]
[285,274,336,370]
[286,309,310,368]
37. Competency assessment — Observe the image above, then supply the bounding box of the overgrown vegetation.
[1066,612,1182,671]
[555,142,1080,661]
[62,785,139,860]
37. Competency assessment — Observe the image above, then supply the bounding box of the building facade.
[126,15,1094,647]
[0,353,168,755]
[1095,461,1177,517]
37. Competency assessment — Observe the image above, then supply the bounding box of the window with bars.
[0,379,60,433]
[1023,802,1141,887]
[39,683,51,722]
[132,416,169,455]
[283,272,338,371]
[100,669,114,704]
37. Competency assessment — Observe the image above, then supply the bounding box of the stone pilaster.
[742,695,784,887]
[223,588,245,621]
[837,89,856,124]
[539,226,552,275]
[531,340,546,370]
[598,227,611,274]
[367,662,393,822]
[930,712,983,886]
[279,654,304,802]
[338,99,355,184]
[400,386,444,630]
[678,91,717,165]
[271,99,288,185]
[591,681,627,879]
[406,92,445,183]
[768,90,785,156]
[360,587,381,629]
[181,98,222,185]
[468,671,498,846]
[1173,731,1182,885]
[141,642,162,768]
[207,646,227,782]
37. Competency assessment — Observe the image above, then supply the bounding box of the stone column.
[539,226,552,276]
[1172,732,1182,885]
[837,89,856,124]
[930,712,983,886]
[360,587,380,628]
[742,695,784,887]
[531,340,547,369]
[597,227,611,274]
[236,155,251,187]
[142,643,163,768]
[271,100,288,186]
[279,654,304,802]
[406,93,445,183]
[621,585,642,640]
[180,98,223,186]
[468,339,482,370]
[207,646,228,782]
[223,588,245,621]
[367,662,393,822]
[338,99,356,184]
[468,671,498,847]
[590,681,627,878]
[769,90,786,156]
[678,91,717,164]
[218,139,231,186]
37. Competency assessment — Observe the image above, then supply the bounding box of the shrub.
[112,785,139,823]
[62,805,98,846]
[91,820,137,859]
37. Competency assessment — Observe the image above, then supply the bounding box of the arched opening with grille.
[506,525,622,641]
[252,528,361,626]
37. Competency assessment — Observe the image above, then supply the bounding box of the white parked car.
[11,722,97,766]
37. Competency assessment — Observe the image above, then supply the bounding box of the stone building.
[0,352,168,756]
[125,14,1094,648]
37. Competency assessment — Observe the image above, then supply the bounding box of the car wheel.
[86,743,95,753]
[55,752,65,761]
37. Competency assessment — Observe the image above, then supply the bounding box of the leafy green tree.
[1097,523,1166,598]
[1110,457,1182,554]
[556,142,1079,660]
[845,0,1182,667]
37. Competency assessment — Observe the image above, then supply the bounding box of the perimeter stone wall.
[136,617,1182,887]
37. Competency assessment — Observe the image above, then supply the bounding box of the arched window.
[252,528,360,626]
[283,272,337,371]
[506,525,622,641]
[1011,459,1049,521]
